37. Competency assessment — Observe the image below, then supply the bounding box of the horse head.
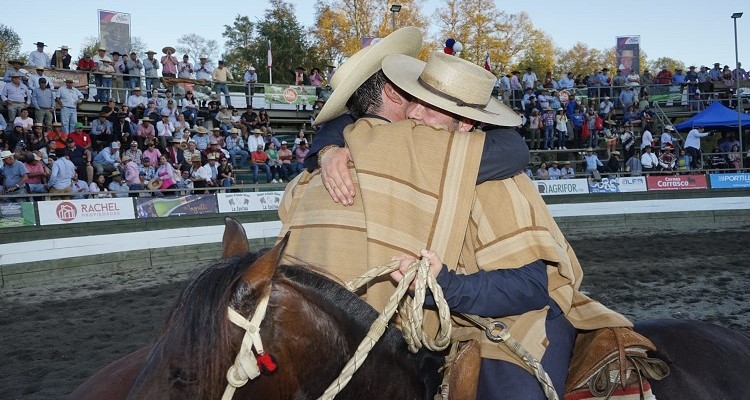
[125,217,441,400]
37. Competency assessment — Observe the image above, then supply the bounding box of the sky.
[2,1,748,70]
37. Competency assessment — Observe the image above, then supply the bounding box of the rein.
[223,258,558,400]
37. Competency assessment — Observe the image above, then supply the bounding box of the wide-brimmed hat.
[195,126,208,134]
[141,117,151,122]
[110,170,121,178]
[207,153,216,160]
[314,27,422,125]
[102,56,112,63]
[122,154,131,162]
[252,128,264,134]
[146,50,157,54]
[34,41,46,47]
[148,178,162,190]
[0,150,13,159]
[8,59,22,65]
[162,46,176,54]
[191,155,202,162]
[384,51,521,126]
[229,127,239,134]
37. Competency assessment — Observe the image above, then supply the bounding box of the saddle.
[435,339,481,400]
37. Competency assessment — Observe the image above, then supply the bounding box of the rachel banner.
[38,198,135,225]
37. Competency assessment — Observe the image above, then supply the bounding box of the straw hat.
[147,178,162,190]
[195,126,208,134]
[191,155,202,163]
[162,46,176,54]
[381,52,520,126]
[313,27,422,125]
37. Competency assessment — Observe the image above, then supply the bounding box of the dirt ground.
[1,229,748,399]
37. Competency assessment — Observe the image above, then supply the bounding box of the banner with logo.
[616,36,640,76]
[646,174,708,191]
[709,173,750,189]
[536,179,589,196]
[217,191,284,213]
[38,198,135,225]
[136,195,218,218]
[98,10,132,57]
[588,176,648,193]
[0,202,36,228]
[263,84,316,105]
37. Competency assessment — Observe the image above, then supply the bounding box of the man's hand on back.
[320,146,355,206]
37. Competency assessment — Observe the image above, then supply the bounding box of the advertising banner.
[217,192,284,213]
[263,84,316,106]
[536,179,589,196]
[0,202,36,228]
[38,198,134,225]
[98,10,132,57]
[646,174,708,191]
[616,36,640,76]
[588,176,648,193]
[709,173,750,189]
[136,195,218,218]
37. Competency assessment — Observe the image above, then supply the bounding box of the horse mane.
[131,250,440,399]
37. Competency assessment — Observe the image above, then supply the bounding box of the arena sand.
[1,229,748,399]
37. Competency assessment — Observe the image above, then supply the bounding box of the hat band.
[417,76,486,109]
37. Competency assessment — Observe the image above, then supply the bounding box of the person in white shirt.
[246,128,266,152]
[195,55,213,81]
[156,112,175,150]
[127,87,148,120]
[640,128,654,150]
[28,42,51,69]
[177,54,194,79]
[684,126,713,169]
[660,125,675,150]
[640,145,659,172]
[521,67,538,89]
[27,66,53,90]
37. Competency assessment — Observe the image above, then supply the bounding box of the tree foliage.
[311,0,429,65]
[0,24,24,67]
[648,57,685,74]
[177,34,219,65]
[223,0,322,84]
[555,43,604,78]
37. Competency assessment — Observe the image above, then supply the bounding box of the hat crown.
[418,52,495,108]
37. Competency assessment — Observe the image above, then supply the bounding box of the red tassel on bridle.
[256,352,277,374]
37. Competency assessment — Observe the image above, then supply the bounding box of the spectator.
[218,157,234,188]
[728,144,742,170]
[229,107,247,137]
[27,66,53,91]
[93,142,121,175]
[122,154,142,194]
[24,153,48,194]
[13,108,34,133]
[309,67,324,87]
[125,51,143,94]
[265,142,281,183]
[192,127,210,151]
[257,109,272,135]
[535,162,549,180]
[182,140,199,167]
[598,97,614,120]
[215,105,233,136]
[161,46,178,78]
[26,123,46,153]
[1,73,31,122]
[56,78,83,133]
[113,112,133,144]
[107,170,129,197]
[76,53,96,73]
[47,149,77,199]
[555,108,568,149]
[640,145,658,172]
[46,122,67,150]
[64,136,93,184]
[52,45,72,69]
[240,107,259,133]
[541,107,555,150]
[156,155,180,193]
[640,127,655,151]
[619,86,637,111]
[606,151,621,175]
[733,62,747,81]
[1,150,29,199]
[31,79,56,129]
[205,135,227,161]
[278,141,294,181]
[685,126,712,169]
[177,54,194,79]
[127,87,148,121]
[91,113,114,148]
[250,144,272,184]
[70,172,89,199]
[721,66,734,88]
[89,173,111,198]
[247,128,265,153]
[142,140,162,165]
[123,140,142,167]
[620,125,636,162]
[165,138,185,171]
[653,66,673,85]
[203,154,219,187]
[521,66,537,89]
[676,148,691,173]
[181,91,199,126]
[548,161,561,179]
[99,56,116,102]
[293,139,309,173]
[659,144,676,172]
[560,160,575,178]
[29,41,50,68]
[136,117,156,147]
[189,155,210,192]
[708,147,729,170]
[626,149,643,176]
[225,128,248,168]
[528,109,541,150]
[603,127,617,156]
[212,60,233,107]
[143,50,159,92]
[3,60,24,82]
[570,107,584,149]
[583,147,604,176]
[672,68,686,85]
[156,111,175,150]
[194,55,213,81]
[139,156,157,181]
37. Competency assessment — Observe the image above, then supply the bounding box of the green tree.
[556,43,604,79]
[177,34,219,65]
[648,57,685,75]
[0,24,24,67]
[221,15,254,72]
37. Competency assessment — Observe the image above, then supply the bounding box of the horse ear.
[222,217,249,259]
[240,232,290,286]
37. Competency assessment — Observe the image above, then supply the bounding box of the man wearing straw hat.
[279,27,655,399]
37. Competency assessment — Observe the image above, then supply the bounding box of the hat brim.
[162,46,176,54]
[313,27,423,126]
[148,178,162,190]
[382,54,520,127]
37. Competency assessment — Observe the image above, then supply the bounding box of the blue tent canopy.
[674,102,750,132]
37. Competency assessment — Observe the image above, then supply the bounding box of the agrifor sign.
[38,198,135,225]
[536,179,589,196]
[646,174,708,191]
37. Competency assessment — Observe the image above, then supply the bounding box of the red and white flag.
[267,40,273,68]
[483,52,491,72]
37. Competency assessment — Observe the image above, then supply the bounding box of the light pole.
[390,4,402,32]
[732,12,743,165]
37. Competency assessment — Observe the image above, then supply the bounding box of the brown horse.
[71,218,750,399]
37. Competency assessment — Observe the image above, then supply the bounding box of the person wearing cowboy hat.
[26,65,51,90]
[143,50,160,92]
[194,54,213,81]
[31,76,56,129]
[97,55,116,103]
[212,60,233,107]
[124,51,144,93]
[1,150,29,199]
[107,169,130,197]
[121,152,142,192]
[243,65,258,108]
[28,41,51,69]
[658,143,676,171]
[280,38,641,399]
[55,78,83,134]
[160,46,178,78]
[51,45,72,70]
[560,160,575,178]
[3,59,24,82]
[1,71,31,123]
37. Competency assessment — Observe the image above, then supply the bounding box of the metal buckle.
[484,320,508,343]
